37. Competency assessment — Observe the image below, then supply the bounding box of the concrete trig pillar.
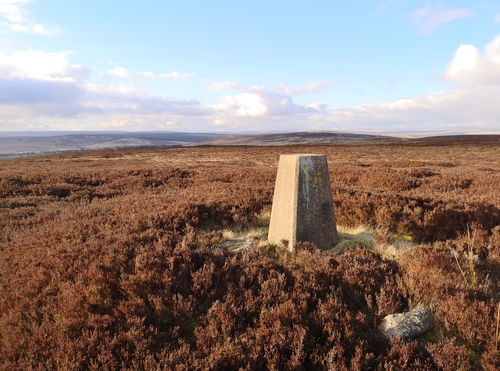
[268,154,338,251]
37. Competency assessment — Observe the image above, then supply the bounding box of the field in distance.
[0,136,499,369]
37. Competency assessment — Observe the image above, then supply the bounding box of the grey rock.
[379,306,434,340]
[218,237,253,252]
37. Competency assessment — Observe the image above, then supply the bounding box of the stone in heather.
[379,306,434,340]
[219,237,253,252]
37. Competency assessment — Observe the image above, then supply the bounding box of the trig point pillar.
[268,154,338,251]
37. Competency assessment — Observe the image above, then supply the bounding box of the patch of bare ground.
[0,137,498,369]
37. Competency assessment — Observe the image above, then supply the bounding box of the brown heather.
[0,136,499,370]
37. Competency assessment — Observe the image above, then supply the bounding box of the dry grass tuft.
[376,236,416,261]
[327,225,376,255]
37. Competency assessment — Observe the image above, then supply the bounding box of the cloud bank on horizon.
[0,0,499,133]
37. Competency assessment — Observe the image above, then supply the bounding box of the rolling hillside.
[0,132,222,159]
[197,131,405,146]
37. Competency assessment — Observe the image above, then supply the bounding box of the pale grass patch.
[327,225,375,254]
[217,207,271,244]
[333,225,415,258]
[244,227,268,239]
[221,229,238,241]
[217,216,415,258]
[376,238,414,260]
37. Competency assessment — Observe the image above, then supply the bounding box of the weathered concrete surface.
[268,154,338,251]
[379,306,434,340]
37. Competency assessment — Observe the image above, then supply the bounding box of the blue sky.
[0,0,499,133]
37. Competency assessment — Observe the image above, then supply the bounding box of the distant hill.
[197,131,405,146]
[3,130,497,159]
[0,131,408,159]
[0,132,223,159]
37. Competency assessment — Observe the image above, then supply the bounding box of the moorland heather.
[0,137,498,369]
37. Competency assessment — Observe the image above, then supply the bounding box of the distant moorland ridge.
[195,131,405,146]
[1,130,499,159]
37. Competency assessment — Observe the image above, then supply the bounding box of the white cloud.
[209,79,334,95]
[85,83,144,98]
[405,5,475,35]
[495,14,500,23]
[106,66,135,79]
[317,36,500,131]
[0,49,207,121]
[0,51,88,118]
[0,0,60,36]
[2,36,500,133]
[218,92,268,116]
[206,81,323,117]
[214,87,319,117]
[0,0,28,23]
[445,36,500,85]
[0,50,88,82]
[86,83,211,116]
[321,86,500,130]
[6,19,59,36]
[209,36,500,131]
[106,66,195,79]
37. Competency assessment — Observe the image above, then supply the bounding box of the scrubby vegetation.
[0,137,499,369]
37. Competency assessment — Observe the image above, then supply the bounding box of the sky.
[0,0,500,133]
